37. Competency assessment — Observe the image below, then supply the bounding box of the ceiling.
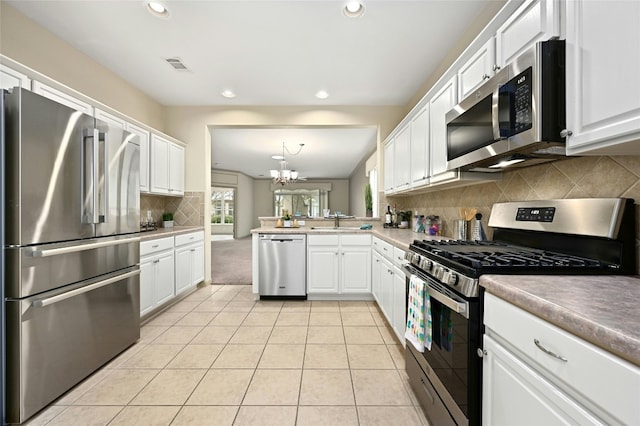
[7,0,497,179]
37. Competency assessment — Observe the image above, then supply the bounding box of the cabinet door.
[371,251,382,303]
[495,0,560,68]
[379,257,394,324]
[150,134,170,194]
[383,140,395,194]
[483,335,602,425]
[429,76,457,176]
[139,256,155,317]
[392,266,406,345]
[126,122,151,193]
[155,251,175,305]
[341,246,371,293]
[169,143,185,195]
[32,81,93,115]
[307,247,339,293]
[410,105,430,187]
[393,125,411,192]
[0,64,30,90]
[458,38,495,100]
[191,242,205,285]
[565,0,640,154]
[174,246,192,295]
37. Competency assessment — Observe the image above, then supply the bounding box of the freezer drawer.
[259,234,306,297]
[5,267,140,424]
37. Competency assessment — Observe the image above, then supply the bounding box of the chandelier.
[270,142,304,185]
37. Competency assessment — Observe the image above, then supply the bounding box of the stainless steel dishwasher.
[258,234,307,299]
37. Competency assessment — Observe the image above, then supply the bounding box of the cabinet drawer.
[175,231,204,247]
[308,235,339,246]
[141,236,174,256]
[373,238,393,260]
[393,247,407,267]
[340,234,371,246]
[484,293,640,425]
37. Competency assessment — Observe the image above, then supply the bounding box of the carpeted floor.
[211,236,252,284]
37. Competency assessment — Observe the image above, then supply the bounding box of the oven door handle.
[426,286,467,317]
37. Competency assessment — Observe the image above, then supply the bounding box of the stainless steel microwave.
[446,40,566,171]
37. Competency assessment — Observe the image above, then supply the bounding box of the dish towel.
[405,274,432,352]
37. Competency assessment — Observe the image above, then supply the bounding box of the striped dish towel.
[405,274,432,352]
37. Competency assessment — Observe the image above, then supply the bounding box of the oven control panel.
[516,207,555,222]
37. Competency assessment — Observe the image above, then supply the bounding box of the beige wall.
[349,157,369,217]
[0,3,164,129]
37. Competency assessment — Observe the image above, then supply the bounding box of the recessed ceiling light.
[344,1,365,18]
[271,155,285,160]
[146,1,170,18]
[221,90,236,99]
[315,90,329,100]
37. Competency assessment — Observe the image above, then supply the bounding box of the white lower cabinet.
[140,237,175,317]
[372,237,407,345]
[307,234,371,295]
[174,231,205,295]
[483,293,640,425]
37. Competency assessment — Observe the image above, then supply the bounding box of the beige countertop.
[480,274,640,367]
[139,226,204,241]
[251,226,447,249]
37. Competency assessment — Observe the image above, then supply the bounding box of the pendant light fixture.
[270,142,305,185]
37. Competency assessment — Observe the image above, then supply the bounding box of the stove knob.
[447,272,459,286]
[433,266,444,280]
[423,259,433,272]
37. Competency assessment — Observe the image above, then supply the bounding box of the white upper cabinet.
[0,64,30,90]
[410,105,430,188]
[429,76,457,177]
[150,134,170,194]
[125,122,151,193]
[495,0,560,68]
[169,142,185,196]
[32,81,94,115]
[393,124,411,192]
[565,0,640,155]
[458,38,496,100]
[383,140,395,194]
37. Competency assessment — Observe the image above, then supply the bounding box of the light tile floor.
[26,285,429,425]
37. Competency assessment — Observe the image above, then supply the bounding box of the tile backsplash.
[385,155,640,274]
[141,191,205,226]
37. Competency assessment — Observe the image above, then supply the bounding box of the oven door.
[405,266,482,426]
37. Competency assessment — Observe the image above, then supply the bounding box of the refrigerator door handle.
[99,131,108,223]
[31,269,140,308]
[31,236,140,258]
[82,128,100,224]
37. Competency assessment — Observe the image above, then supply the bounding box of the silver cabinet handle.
[534,339,568,362]
[31,236,140,258]
[32,269,140,308]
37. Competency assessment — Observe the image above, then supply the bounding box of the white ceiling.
[7,0,497,178]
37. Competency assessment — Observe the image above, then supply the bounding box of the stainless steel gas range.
[403,198,636,426]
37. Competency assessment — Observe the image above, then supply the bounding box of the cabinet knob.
[560,129,573,138]
[492,64,501,71]
[482,73,490,80]
[477,348,487,358]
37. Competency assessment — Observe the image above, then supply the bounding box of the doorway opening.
[211,186,235,240]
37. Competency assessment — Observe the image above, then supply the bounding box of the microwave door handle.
[491,85,502,141]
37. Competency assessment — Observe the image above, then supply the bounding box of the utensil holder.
[453,219,469,240]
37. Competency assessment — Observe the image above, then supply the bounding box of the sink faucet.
[334,213,340,228]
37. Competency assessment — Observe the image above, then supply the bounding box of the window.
[211,187,234,224]
[274,188,327,218]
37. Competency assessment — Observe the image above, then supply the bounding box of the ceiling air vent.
[164,57,190,72]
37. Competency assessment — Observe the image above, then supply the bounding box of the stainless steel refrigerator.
[3,87,141,424]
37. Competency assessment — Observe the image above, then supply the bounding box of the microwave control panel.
[516,207,555,222]
[512,67,533,134]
